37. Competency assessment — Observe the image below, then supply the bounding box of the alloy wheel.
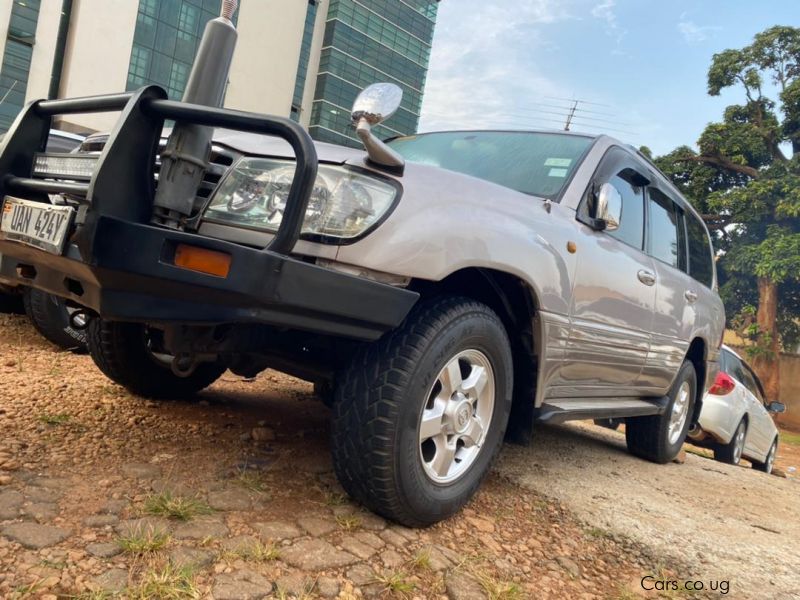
[667,381,691,446]
[733,424,746,463]
[418,349,495,484]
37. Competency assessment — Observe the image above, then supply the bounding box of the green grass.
[116,524,171,555]
[142,492,213,521]
[222,539,280,563]
[411,547,432,571]
[70,592,117,600]
[336,514,362,531]
[586,527,614,540]
[11,581,44,599]
[374,571,414,598]
[780,430,800,447]
[39,413,71,425]
[474,571,523,600]
[128,564,199,600]
[232,469,269,494]
[323,490,349,506]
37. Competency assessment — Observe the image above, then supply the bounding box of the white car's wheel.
[752,438,778,475]
[713,419,747,465]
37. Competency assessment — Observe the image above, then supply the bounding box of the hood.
[81,127,366,165]
[211,129,364,165]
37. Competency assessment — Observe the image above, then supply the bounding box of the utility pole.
[564,99,578,131]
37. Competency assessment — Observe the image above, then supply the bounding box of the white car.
[687,346,785,474]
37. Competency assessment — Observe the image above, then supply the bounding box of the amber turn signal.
[174,244,231,278]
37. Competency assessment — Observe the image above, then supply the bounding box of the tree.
[656,26,800,401]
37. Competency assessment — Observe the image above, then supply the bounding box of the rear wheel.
[314,381,334,408]
[0,291,23,314]
[331,296,513,527]
[752,438,778,475]
[23,288,87,351]
[86,319,225,400]
[713,419,747,465]
[626,360,696,464]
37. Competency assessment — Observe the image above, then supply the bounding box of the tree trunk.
[751,277,781,401]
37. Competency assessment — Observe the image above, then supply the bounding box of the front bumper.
[0,216,418,341]
[0,86,418,341]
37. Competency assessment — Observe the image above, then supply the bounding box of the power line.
[512,97,635,134]
[545,95,612,108]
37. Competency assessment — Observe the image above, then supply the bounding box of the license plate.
[0,196,75,255]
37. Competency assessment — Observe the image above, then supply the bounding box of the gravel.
[0,312,700,598]
[498,421,800,599]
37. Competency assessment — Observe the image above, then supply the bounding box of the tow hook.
[171,353,198,378]
[68,309,91,330]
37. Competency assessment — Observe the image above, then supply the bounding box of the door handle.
[637,270,656,286]
[685,290,698,303]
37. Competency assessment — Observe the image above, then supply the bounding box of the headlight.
[204,158,398,240]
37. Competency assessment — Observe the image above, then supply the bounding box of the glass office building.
[0,0,41,132]
[126,0,235,100]
[0,0,438,141]
[309,0,439,148]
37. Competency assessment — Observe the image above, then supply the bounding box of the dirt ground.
[498,423,800,600]
[0,312,797,599]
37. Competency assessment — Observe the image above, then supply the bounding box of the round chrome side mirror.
[768,401,786,414]
[351,83,403,126]
[596,182,622,232]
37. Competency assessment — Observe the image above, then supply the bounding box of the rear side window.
[647,188,686,271]
[686,215,714,287]
[606,172,645,250]
[722,350,747,385]
[741,364,766,403]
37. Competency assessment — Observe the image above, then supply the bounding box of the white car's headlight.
[204,157,399,240]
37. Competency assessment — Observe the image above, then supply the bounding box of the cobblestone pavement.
[1,313,689,599]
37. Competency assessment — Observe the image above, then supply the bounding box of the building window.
[128,46,151,86]
[0,0,41,132]
[290,1,319,122]
[177,3,199,41]
[126,0,238,100]
[309,0,438,146]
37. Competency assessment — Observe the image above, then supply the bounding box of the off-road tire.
[314,381,334,408]
[23,288,87,351]
[713,418,746,465]
[0,291,23,314]
[626,360,697,464]
[331,296,514,527]
[87,319,225,400]
[751,438,778,474]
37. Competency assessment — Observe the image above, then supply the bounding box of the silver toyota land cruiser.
[0,7,724,527]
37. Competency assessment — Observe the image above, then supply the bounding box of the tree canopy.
[655,25,800,398]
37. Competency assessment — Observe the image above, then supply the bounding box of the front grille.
[43,137,239,214]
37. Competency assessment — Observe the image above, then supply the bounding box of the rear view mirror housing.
[579,182,622,231]
[767,401,786,414]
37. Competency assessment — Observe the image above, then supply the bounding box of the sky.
[418,0,800,157]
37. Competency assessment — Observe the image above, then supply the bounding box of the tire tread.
[87,319,224,400]
[331,296,511,527]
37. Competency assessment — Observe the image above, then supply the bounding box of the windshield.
[387,131,593,198]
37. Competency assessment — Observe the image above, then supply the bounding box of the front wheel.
[626,360,696,464]
[87,319,225,400]
[331,296,514,527]
[713,419,747,465]
[752,438,778,475]
[24,288,87,351]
